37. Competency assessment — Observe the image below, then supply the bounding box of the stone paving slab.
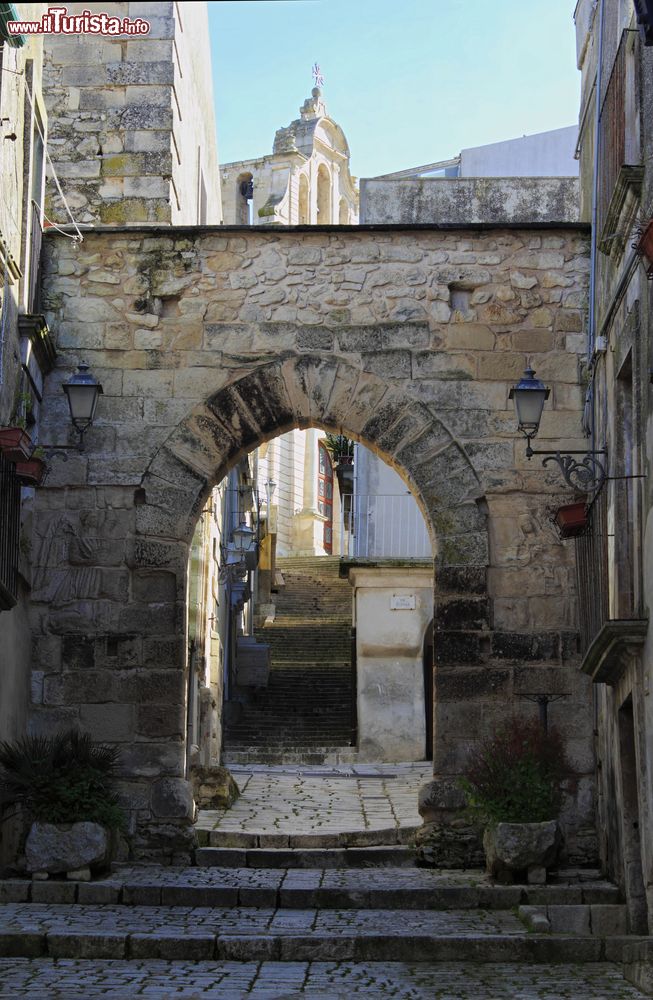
[0,959,645,997]
[2,866,620,910]
[197,764,431,846]
[0,903,641,963]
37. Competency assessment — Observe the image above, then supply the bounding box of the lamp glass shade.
[232,521,256,554]
[62,364,103,429]
[509,368,550,434]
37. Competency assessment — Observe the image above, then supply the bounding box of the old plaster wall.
[34,224,594,859]
[348,565,434,762]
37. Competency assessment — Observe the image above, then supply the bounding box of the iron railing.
[576,488,609,653]
[597,29,639,239]
[339,493,432,559]
[0,452,21,609]
[575,481,641,653]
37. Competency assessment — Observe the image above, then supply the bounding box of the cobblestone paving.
[197,763,431,838]
[0,959,644,998]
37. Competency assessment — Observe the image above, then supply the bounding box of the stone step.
[4,867,622,911]
[194,845,415,868]
[221,749,359,765]
[197,826,417,851]
[0,903,641,962]
[43,866,617,912]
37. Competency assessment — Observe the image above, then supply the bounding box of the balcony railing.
[339,493,432,559]
[576,484,648,683]
[0,452,21,610]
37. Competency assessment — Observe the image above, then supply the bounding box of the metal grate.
[0,451,21,608]
[576,489,609,653]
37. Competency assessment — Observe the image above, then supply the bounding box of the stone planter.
[483,820,561,884]
[25,821,113,880]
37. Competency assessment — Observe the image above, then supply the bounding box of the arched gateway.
[32,225,594,862]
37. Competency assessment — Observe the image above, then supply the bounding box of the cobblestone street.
[0,766,647,997]
[196,764,431,846]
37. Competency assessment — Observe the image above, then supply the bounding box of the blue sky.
[209,0,580,179]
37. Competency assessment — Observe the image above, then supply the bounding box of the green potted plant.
[0,730,126,878]
[323,433,355,494]
[461,717,568,884]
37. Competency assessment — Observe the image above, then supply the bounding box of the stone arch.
[316,164,331,224]
[137,355,486,556]
[235,171,253,225]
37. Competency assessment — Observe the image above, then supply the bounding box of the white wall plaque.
[390,595,416,610]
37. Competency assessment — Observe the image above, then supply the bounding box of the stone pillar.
[349,565,433,762]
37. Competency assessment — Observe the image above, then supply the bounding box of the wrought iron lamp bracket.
[525,443,607,495]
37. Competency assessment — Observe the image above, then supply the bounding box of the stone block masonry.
[35,223,594,860]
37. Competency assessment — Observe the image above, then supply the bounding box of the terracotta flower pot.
[14,457,47,486]
[0,427,33,463]
[554,500,588,538]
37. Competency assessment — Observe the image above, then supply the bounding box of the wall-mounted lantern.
[62,363,103,449]
[510,367,607,495]
[231,520,256,556]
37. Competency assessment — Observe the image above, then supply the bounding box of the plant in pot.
[460,717,568,884]
[0,729,126,879]
[323,433,355,494]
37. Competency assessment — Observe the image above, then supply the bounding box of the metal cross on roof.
[312,63,324,88]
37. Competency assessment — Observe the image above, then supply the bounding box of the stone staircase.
[0,856,647,997]
[223,557,356,765]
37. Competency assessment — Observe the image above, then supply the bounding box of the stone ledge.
[580,619,649,685]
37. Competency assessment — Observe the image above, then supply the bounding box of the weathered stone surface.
[190,766,240,809]
[25,822,110,875]
[483,821,562,878]
[150,778,195,821]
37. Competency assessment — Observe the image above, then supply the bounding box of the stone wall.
[42,2,221,226]
[360,178,580,225]
[35,223,595,860]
